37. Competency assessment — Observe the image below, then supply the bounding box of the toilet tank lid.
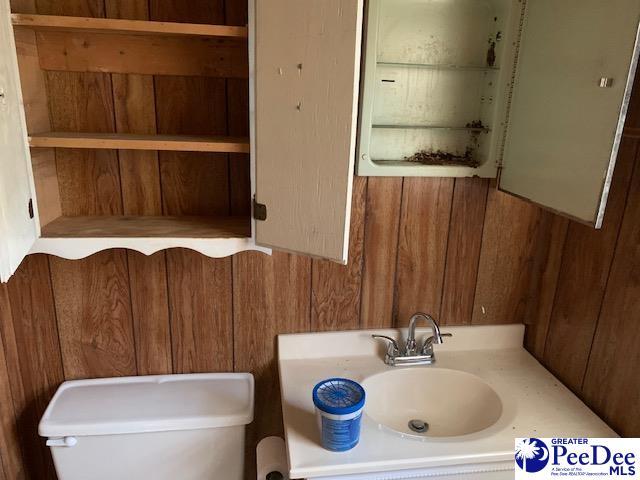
[39,373,254,438]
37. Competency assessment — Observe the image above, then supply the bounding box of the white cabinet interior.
[357,0,640,228]
[358,0,520,178]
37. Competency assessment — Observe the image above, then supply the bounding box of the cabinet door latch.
[253,198,267,221]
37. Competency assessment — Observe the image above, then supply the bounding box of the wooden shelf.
[41,216,251,238]
[11,14,247,38]
[28,133,250,153]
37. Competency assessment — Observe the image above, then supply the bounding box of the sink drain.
[408,419,429,434]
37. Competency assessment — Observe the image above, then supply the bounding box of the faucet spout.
[406,312,442,354]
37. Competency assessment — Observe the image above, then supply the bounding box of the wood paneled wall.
[1,2,640,480]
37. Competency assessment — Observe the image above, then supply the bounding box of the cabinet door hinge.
[253,198,267,221]
[28,198,34,219]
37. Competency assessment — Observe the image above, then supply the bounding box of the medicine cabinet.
[357,0,640,228]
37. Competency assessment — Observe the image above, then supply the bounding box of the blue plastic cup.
[312,378,366,452]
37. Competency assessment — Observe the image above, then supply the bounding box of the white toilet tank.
[39,373,254,480]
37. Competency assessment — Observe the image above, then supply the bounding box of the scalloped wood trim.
[30,237,271,260]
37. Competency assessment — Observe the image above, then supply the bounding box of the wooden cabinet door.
[0,0,38,282]
[500,0,640,228]
[252,0,363,263]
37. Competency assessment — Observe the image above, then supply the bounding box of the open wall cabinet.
[0,0,363,282]
[357,0,640,228]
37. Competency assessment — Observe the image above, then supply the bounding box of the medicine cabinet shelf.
[377,61,499,72]
[372,125,491,132]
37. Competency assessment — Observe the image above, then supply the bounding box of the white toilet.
[39,373,254,480]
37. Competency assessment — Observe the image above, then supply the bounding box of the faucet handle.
[434,332,453,344]
[421,332,452,354]
[371,334,400,354]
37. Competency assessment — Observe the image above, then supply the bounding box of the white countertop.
[277,324,617,479]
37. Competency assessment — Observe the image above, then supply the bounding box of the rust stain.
[486,40,496,67]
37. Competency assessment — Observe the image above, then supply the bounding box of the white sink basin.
[362,368,503,438]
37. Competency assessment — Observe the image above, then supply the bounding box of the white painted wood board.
[253,0,363,263]
[500,0,640,227]
[0,0,38,282]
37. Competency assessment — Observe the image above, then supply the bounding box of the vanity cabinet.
[0,0,363,282]
[358,0,640,227]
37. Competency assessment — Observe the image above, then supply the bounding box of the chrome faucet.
[372,313,452,366]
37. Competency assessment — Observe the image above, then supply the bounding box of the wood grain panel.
[154,76,230,216]
[522,215,569,360]
[311,176,367,332]
[10,0,35,14]
[13,27,49,132]
[472,187,549,325]
[2,256,63,480]
[360,177,402,329]
[582,151,640,436]
[50,251,137,379]
[166,249,232,373]
[44,71,122,216]
[233,251,311,479]
[126,251,171,375]
[0,286,25,480]
[103,0,146,21]
[542,139,637,392]
[35,0,103,17]
[112,75,161,214]
[395,177,454,325]
[149,1,225,24]
[440,178,489,325]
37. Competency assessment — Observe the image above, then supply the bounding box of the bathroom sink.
[278,325,617,479]
[362,368,502,438]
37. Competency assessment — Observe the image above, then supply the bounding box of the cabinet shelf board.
[28,133,250,153]
[32,30,248,78]
[377,61,499,71]
[11,14,248,38]
[41,215,251,238]
[372,124,491,132]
